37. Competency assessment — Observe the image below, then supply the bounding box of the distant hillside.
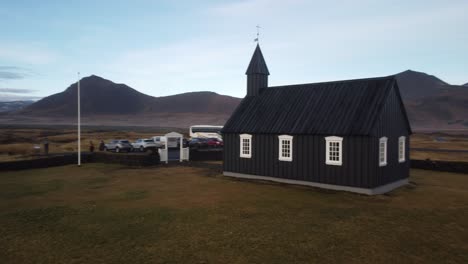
[404,86,468,129]
[395,70,448,99]
[464,83,468,87]
[20,75,241,116]
[4,72,468,130]
[395,70,468,130]
[22,75,151,116]
[0,101,33,113]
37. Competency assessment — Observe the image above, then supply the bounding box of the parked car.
[151,136,164,148]
[206,138,224,148]
[188,138,209,149]
[104,140,133,153]
[132,138,158,152]
[152,136,179,148]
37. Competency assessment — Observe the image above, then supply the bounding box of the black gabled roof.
[245,44,270,75]
[222,76,411,135]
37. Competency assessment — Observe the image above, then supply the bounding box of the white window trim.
[379,137,388,167]
[239,134,252,158]
[325,136,343,166]
[278,135,293,162]
[399,136,406,163]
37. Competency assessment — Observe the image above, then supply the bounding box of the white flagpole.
[78,72,81,166]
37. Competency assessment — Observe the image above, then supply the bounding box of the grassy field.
[0,164,467,263]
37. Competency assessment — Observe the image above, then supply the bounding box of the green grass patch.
[83,176,113,189]
[119,190,149,201]
[0,179,64,199]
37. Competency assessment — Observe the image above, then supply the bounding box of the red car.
[206,138,223,148]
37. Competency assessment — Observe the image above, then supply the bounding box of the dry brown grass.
[0,143,35,155]
[0,165,467,263]
[411,150,468,162]
[410,133,468,162]
[0,128,169,160]
[2,129,468,162]
[411,133,468,150]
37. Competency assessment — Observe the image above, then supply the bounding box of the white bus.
[189,125,223,140]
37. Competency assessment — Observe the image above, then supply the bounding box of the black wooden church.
[221,44,412,195]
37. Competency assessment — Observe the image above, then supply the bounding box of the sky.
[0,0,467,101]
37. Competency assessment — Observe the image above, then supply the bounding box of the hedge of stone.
[0,152,160,171]
[3,152,467,175]
[189,149,223,161]
[410,159,468,174]
[93,152,160,166]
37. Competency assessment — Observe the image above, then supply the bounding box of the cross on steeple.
[254,25,261,43]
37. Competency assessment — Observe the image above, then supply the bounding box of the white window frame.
[398,136,406,163]
[325,136,343,166]
[379,137,388,167]
[278,135,293,162]
[239,134,252,158]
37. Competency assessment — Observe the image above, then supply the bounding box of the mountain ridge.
[394,69,449,99]
[20,75,241,116]
[6,71,468,130]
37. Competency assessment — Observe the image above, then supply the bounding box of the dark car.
[188,138,209,149]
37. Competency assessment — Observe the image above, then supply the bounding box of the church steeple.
[245,44,269,96]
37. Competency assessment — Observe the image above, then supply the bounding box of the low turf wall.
[2,153,467,174]
[189,149,223,161]
[410,159,468,174]
[0,152,160,171]
[93,152,160,166]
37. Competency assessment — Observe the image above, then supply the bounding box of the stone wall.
[0,152,160,171]
[410,159,468,174]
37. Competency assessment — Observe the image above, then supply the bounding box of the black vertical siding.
[223,133,376,188]
[223,84,410,190]
[247,74,268,96]
[371,86,410,186]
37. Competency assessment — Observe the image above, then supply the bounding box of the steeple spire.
[245,44,269,96]
[246,44,270,75]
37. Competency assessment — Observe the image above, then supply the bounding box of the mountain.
[395,70,448,99]
[4,72,468,131]
[20,75,241,116]
[0,101,34,113]
[11,75,241,128]
[395,70,468,130]
[22,75,152,116]
[464,83,468,87]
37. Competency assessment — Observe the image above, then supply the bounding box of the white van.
[189,125,222,140]
[152,136,178,148]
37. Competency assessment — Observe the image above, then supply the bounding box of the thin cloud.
[0,66,25,70]
[0,88,36,94]
[0,93,42,102]
[0,66,38,80]
[0,71,25,80]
